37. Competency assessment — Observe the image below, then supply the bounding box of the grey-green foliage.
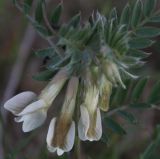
[13,0,160,133]
[12,0,160,82]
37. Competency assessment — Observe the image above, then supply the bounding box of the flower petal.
[46,117,74,155]
[18,99,47,116]
[46,117,56,149]
[63,121,75,152]
[40,68,68,105]
[4,91,37,115]
[99,76,112,112]
[20,110,47,132]
[78,105,90,141]
[14,116,23,122]
[85,86,99,113]
[57,148,64,156]
[91,108,102,141]
[47,145,56,153]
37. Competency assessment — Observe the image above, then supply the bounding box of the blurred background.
[0,0,160,159]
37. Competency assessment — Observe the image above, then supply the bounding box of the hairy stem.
[74,136,81,159]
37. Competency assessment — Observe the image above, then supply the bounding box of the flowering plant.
[4,0,160,158]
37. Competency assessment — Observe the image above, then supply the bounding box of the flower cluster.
[4,59,124,156]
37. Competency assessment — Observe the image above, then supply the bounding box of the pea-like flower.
[4,68,68,132]
[78,85,102,141]
[46,76,79,156]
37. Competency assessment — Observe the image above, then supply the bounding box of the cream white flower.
[98,75,112,111]
[46,76,79,156]
[4,68,68,132]
[78,86,102,141]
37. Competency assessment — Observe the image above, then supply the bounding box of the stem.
[105,104,160,118]
[74,136,81,159]
[106,105,128,117]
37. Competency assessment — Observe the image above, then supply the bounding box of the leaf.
[68,13,81,28]
[110,25,127,47]
[23,0,33,14]
[111,87,127,106]
[143,0,157,16]
[131,78,148,102]
[35,0,43,23]
[47,55,70,70]
[50,2,62,24]
[109,8,118,22]
[33,70,55,81]
[130,102,151,108]
[105,19,115,43]
[150,16,160,22]
[59,25,69,37]
[148,80,160,103]
[120,3,130,25]
[136,27,160,38]
[35,48,55,58]
[129,38,154,49]
[129,49,151,59]
[120,69,139,79]
[121,56,141,65]
[33,23,48,36]
[118,110,137,124]
[111,80,131,106]
[131,0,142,28]
[105,117,126,135]
[83,23,98,46]
[139,125,160,159]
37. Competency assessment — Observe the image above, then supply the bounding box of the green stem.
[74,136,81,159]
